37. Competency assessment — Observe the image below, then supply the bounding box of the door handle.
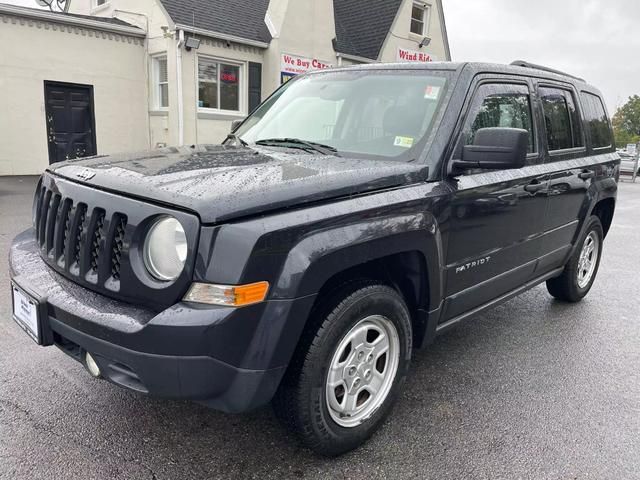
[578,170,595,180]
[498,193,517,202]
[524,181,546,193]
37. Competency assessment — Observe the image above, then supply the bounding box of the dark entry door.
[44,81,97,164]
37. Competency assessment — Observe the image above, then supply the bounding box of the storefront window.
[198,57,241,112]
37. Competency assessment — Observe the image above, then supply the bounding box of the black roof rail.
[510,60,586,82]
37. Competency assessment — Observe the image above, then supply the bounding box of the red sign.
[221,72,238,84]
[280,53,333,75]
[396,47,437,63]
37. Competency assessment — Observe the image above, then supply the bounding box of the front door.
[44,81,97,164]
[442,79,549,321]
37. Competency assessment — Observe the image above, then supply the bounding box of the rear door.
[534,83,610,273]
[44,81,97,164]
[442,77,549,320]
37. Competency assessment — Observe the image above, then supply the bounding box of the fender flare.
[270,212,444,312]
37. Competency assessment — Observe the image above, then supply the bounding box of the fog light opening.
[85,352,102,378]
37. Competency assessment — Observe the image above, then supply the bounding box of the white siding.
[0,14,149,175]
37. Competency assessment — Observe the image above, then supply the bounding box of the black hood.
[48,145,428,224]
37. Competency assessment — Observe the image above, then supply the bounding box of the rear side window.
[539,87,584,152]
[461,83,535,154]
[581,92,612,149]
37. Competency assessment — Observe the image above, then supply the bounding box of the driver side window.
[460,83,536,155]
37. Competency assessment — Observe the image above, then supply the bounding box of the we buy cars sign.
[281,53,333,76]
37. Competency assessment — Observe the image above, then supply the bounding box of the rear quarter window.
[539,87,584,152]
[580,92,613,149]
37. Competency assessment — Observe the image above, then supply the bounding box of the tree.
[612,95,640,148]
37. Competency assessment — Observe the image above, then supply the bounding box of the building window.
[198,57,242,112]
[153,56,169,109]
[410,2,430,36]
[94,0,109,7]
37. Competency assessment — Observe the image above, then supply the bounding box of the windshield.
[234,69,451,161]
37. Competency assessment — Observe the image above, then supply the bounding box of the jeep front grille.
[34,185,128,290]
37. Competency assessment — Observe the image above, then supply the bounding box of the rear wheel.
[273,282,412,456]
[546,216,603,302]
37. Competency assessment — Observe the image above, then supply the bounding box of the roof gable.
[159,0,271,44]
[333,0,403,60]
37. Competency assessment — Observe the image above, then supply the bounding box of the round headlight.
[143,216,187,281]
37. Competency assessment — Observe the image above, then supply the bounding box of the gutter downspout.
[176,29,185,146]
[436,0,452,60]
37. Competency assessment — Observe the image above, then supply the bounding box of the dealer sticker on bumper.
[11,283,40,344]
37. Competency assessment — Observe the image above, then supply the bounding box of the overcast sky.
[6,0,638,113]
[443,0,640,113]
[6,0,40,7]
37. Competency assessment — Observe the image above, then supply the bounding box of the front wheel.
[546,215,604,302]
[273,282,412,456]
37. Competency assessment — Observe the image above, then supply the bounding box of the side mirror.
[230,118,244,133]
[453,127,528,171]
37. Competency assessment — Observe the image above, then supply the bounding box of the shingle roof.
[159,0,271,44]
[333,0,403,60]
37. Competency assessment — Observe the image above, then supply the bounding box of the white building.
[0,0,451,175]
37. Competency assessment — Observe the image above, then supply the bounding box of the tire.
[273,281,412,456]
[546,215,604,302]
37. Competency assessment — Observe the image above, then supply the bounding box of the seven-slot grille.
[34,185,127,288]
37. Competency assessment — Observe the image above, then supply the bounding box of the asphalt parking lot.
[0,175,639,480]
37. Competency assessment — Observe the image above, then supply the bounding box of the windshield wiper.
[224,133,248,147]
[255,138,339,156]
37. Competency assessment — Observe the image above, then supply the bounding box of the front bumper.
[9,229,315,412]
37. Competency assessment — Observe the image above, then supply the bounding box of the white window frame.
[410,2,431,36]
[152,55,169,111]
[197,55,246,116]
[92,0,110,12]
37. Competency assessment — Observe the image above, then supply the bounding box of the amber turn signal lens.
[183,281,269,307]
[233,282,270,306]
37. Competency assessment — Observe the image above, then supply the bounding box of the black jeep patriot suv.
[9,61,618,455]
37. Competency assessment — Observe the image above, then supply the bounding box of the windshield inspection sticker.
[394,136,414,148]
[424,85,441,100]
